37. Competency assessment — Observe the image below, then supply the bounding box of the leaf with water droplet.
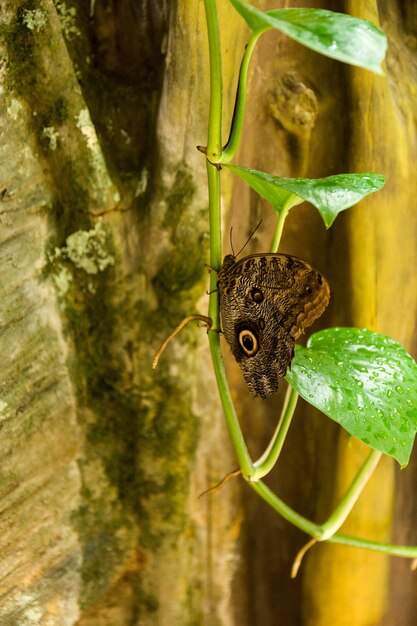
[225,167,385,227]
[229,2,387,73]
[286,327,417,466]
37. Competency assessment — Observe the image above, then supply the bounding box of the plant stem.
[250,480,322,537]
[206,161,221,330]
[208,330,254,477]
[329,533,417,558]
[220,31,261,164]
[270,195,304,253]
[319,448,382,540]
[204,0,254,478]
[204,0,223,163]
[251,385,298,480]
[250,478,417,559]
[204,0,222,326]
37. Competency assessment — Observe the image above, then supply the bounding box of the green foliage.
[226,166,385,227]
[220,2,417,466]
[287,329,417,466]
[229,0,387,73]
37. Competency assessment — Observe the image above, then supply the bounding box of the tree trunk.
[0,1,416,625]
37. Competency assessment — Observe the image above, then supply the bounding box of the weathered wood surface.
[0,1,244,624]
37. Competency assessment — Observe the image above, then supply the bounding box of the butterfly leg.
[152,314,213,369]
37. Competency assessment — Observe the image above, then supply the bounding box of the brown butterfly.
[217,253,330,398]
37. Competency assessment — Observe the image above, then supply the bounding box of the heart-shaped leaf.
[286,328,417,467]
[229,0,387,74]
[226,165,385,227]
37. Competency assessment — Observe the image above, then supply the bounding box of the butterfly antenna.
[234,219,263,258]
[229,226,235,257]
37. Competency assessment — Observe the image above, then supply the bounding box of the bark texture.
[0,0,416,625]
[0,1,244,624]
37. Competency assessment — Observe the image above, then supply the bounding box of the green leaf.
[229,1,387,74]
[226,165,385,227]
[286,328,417,466]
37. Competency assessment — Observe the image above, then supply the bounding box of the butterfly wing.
[218,253,330,398]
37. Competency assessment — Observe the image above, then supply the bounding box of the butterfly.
[217,253,330,398]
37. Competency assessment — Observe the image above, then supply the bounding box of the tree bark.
[0,1,245,624]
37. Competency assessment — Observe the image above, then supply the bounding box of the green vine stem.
[251,385,299,480]
[270,195,304,252]
[204,0,222,330]
[204,0,254,478]
[204,0,223,164]
[250,432,384,541]
[250,479,417,559]
[319,449,382,540]
[206,167,254,476]
[220,30,261,164]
